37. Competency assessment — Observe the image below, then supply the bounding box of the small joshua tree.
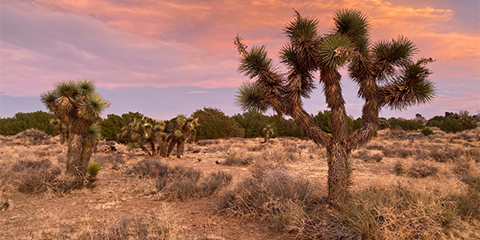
[41,79,107,178]
[165,115,198,158]
[50,118,68,144]
[118,118,165,156]
[234,9,435,205]
[263,125,274,143]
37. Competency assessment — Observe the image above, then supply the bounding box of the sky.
[1,0,479,120]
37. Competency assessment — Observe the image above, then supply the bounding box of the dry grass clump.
[125,157,169,178]
[196,139,220,146]
[335,184,465,239]
[218,163,479,239]
[77,212,173,239]
[365,142,384,150]
[217,164,323,231]
[14,160,62,193]
[157,170,232,201]
[247,144,267,152]
[125,158,232,201]
[430,147,479,163]
[223,150,253,166]
[31,210,180,240]
[355,150,383,163]
[394,160,439,178]
[0,159,85,195]
[15,129,51,145]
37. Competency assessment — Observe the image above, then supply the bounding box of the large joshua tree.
[41,79,108,178]
[234,9,435,204]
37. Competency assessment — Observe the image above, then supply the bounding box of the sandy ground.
[1,129,479,239]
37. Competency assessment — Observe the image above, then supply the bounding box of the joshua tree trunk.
[263,129,271,143]
[327,143,348,203]
[160,139,168,157]
[177,139,186,158]
[66,134,83,177]
[166,138,178,157]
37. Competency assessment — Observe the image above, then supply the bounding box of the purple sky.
[1,0,479,120]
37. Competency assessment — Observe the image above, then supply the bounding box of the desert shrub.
[217,166,321,230]
[365,142,384,150]
[395,161,438,178]
[409,162,439,178]
[336,185,459,239]
[356,150,383,163]
[397,148,415,158]
[76,212,173,240]
[126,160,231,201]
[259,149,300,163]
[15,129,50,145]
[247,144,266,152]
[455,188,480,221]
[125,158,168,178]
[429,147,474,163]
[12,160,62,194]
[421,127,435,136]
[156,167,232,201]
[460,175,480,192]
[224,151,253,166]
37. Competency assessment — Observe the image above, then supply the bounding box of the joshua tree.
[234,9,435,204]
[165,115,198,158]
[41,79,108,178]
[263,125,274,143]
[118,118,166,156]
[50,118,68,144]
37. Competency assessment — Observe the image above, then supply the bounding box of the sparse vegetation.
[125,158,232,201]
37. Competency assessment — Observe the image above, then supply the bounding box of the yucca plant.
[165,115,198,158]
[49,118,68,144]
[41,79,107,178]
[234,9,435,205]
[263,125,274,143]
[87,162,102,178]
[118,118,165,157]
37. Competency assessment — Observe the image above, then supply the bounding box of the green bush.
[388,118,424,131]
[441,118,464,133]
[421,127,435,136]
[193,107,244,139]
[312,110,362,134]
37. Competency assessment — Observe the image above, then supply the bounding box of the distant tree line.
[1,109,478,138]
[0,111,58,136]
[384,111,478,133]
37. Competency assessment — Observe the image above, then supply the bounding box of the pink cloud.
[1,0,478,123]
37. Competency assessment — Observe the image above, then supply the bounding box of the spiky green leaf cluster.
[40,79,107,133]
[235,82,269,113]
[87,162,102,177]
